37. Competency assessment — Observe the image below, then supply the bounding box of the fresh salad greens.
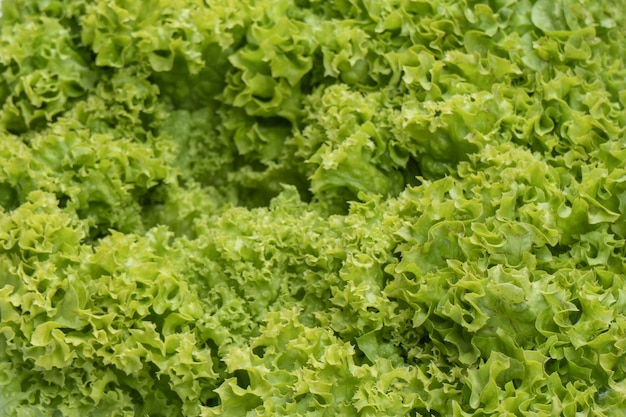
[1,0,626,415]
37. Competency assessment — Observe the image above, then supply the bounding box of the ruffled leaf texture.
[1,0,626,416]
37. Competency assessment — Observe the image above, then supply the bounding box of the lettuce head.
[1,0,626,416]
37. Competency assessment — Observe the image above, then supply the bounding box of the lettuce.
[2,0,626,416]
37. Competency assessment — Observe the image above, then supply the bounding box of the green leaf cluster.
[1,0,626,415]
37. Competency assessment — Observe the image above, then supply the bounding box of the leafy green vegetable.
[1,0,626,415]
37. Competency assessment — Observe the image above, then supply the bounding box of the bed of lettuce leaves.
[1,0,626,415]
